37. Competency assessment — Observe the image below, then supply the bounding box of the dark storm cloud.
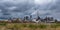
[0,0,60,20]
[0,0,35,18]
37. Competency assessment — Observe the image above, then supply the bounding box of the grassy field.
[0,23,60,30]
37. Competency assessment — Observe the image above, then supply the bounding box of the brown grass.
[0,23,60,30]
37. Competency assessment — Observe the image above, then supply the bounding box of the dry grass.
[0,23,60,30]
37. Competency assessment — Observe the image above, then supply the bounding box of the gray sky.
[0,0,60,20]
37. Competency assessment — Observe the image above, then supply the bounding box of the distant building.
[44,17,55,23]
[32,18,41,23]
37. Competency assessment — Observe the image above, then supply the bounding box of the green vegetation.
[6,23,48,29]
[0,23,6,26]
[28,24,37,28]
[38,24,47,29]
[51,23,60,28]
[0,23,60,30]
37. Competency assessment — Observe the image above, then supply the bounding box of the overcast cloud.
[0,0,60,20]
